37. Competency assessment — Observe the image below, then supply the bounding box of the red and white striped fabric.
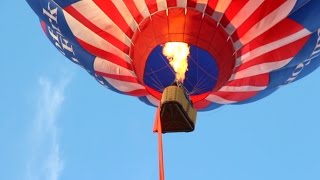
[59,0,311,108]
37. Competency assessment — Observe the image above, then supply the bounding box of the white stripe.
[206,94,236,104]
[146,95,160,106]
[225,0,264,35]
[236,29,311,67]
[156,0,167,11]
[177,0,187,8]
[71,1,132,47]
[94,57,136,77]
[230,58,292,80]
[111,0,139,32]
[219,85,267,92]
[133,0,151,19]
[196,0,208,12]
[63,10,131,63]
[212,0,232,22]
[103,77,145,93]
[234,0,297,49]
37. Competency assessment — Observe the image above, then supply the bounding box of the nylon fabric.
[27,0,320,110]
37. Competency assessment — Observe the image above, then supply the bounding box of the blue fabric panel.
[27,0,136,96]
[289,0,320,32]
[240,54,320,105]
[199,103,223,111]
[290,0,311,14]
[268,29,320,88]
[238,31,320,104]
[51,0,79,8]
[235,88,279,105]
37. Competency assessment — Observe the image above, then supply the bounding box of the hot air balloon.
[27,0,320,179]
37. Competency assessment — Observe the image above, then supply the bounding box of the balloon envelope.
[27,0,320,110]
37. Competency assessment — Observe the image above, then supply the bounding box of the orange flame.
[162,42,190,82]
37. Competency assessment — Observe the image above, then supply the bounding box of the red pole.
[154,107,165,180]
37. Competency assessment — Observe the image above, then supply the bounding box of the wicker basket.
[160,84,197,133]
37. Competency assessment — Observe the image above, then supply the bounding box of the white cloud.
[26,77,70,180]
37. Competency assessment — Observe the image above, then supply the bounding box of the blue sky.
[1,1,320,180]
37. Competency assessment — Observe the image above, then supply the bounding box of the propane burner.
[159,82,197,133]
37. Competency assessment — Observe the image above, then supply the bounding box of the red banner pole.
[154,107,165,180]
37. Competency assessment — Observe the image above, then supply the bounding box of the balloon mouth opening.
[144,43,219,96]
[129,8,236,104]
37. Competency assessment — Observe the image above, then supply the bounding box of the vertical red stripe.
[40,21,47,34]
[77,38,133,70]
[64,6,130,54]
[187,0,197,8]
[166,0,177,7]
[168,9,185,41]
[226,74,269,87]
[235,36,310,72]
[238,19,306,55]
[145,0,158,14]
[191,92,211,103]
[152,11,169,40]
[220,0,249,27]
[193,99,212,110]
[198,15,217,44]
[95,71,140,83]
[184,9,202,38]
[123,0,144,24]
[231,0,286,42]
[123,89,149,96]
[213,91,259,101]
[205,0,218,15]
[93,0,134,38]
[168,9,185,34]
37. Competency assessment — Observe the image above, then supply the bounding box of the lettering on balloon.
[43,2,79,63]
[284,29,320,85]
